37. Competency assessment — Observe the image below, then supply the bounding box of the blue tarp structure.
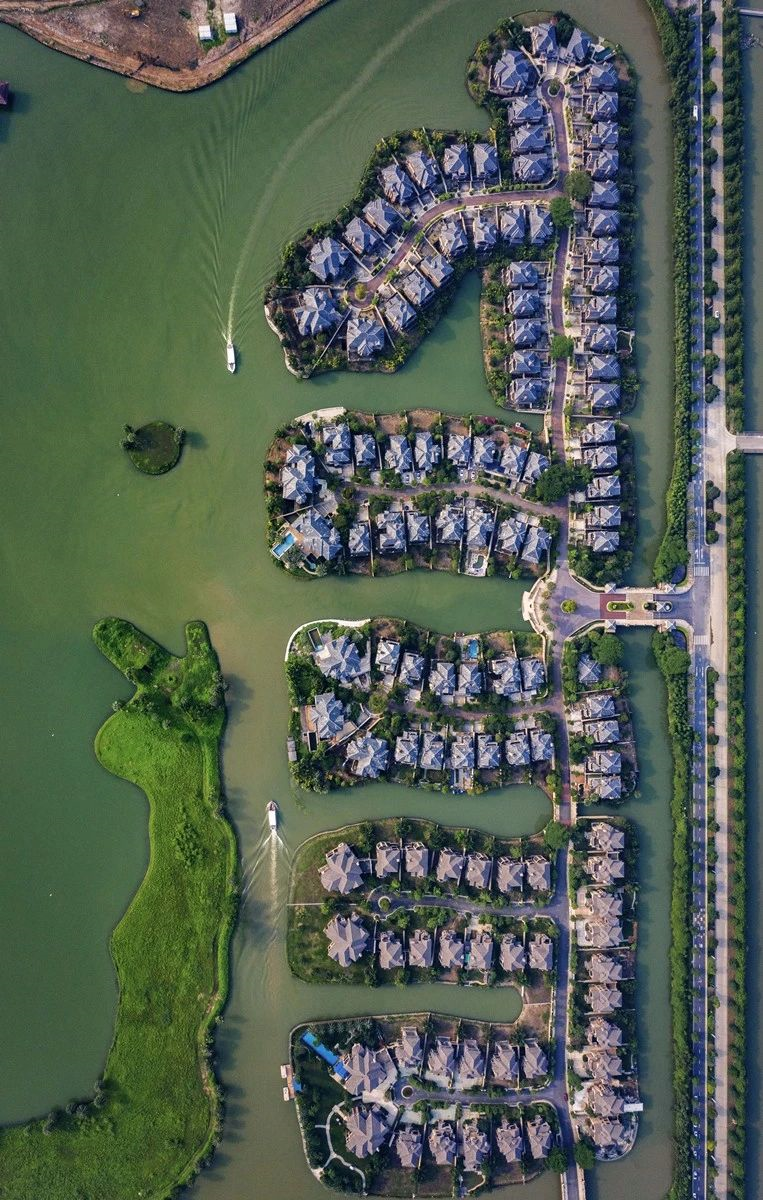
[301,1030,349,1077]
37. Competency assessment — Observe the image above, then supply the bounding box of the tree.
[564,169,593,203]
[574,1141,597,1170]
[561,599,577,614]
[547,1146,568,1173]
[550,195,574,227]
[550,333,575,361]
[544,820,570,851]
[593,633,624,667]
[531,462,584,503]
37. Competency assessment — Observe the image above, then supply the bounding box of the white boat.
[226,340,236,373]
[266,801,278,832]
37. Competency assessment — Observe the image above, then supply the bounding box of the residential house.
[505,730,532,767]
[376,841,401,879]
[528,933,554,972]
[420,730,447,771]
[428,1121,457,1165]
[473,211,498,252]
[344,216,379,256]
[586,954,624,984]
[348,522,371,557]
[529,205,554,244]
[498,515,529,556]
[465,850,492,889]
[565,26,592,63]
[587,474,621,500]
[383,293,417,332]
[458,660,484,696]
[394,729,420,767]
[531,20,558,59]
[399,651,426,688]
[375,509,406,554]
[414,430,440,472]
[314,633,364,683]
[378,929,405,970]
[499,932,526,971]
[291,509,342,560]
[521,656,546,694]
[353,431,378,468]
[436,848,465,884]
[526,855,552,892]
[462,1124,490,1172]
[281,443,315,506]
[586,823,626,854]
[523,1041,548,1080]
[380,162,414,205]
[473,141,499,179]
[447,431,472,467]
[526,1114,553,1159]
[376,637,401,675]
[496,857,525,895]
[399,269,434,307]
[407,927,434,968]
[427,1037,456,1080]
[435,216,468,258]
[347,315,385,358]
[320,842,364,894]
[294,287,341,336]
[437,503,466,541]
[458,1038,486,1087]
[308,691,346,740]
[308,236,350,282]
[491,48,537,95]
[419,253,453,288]
[491,1041,519,1085]
[385,433,413,476]
[513,153,551,183]
[500,206,527,245]
[344,1104,390,1157]
[394,1126,422,1169]
[496,1119,524,1163]
[405,841,430,877]
[477,733,501,770]
[363,196,400,236]
[345,734,389,778]
[428,661,456,697]
[586,984,623,1014]
[467,931,494,973]
[449,732,475,772]
[322,421,351,466]
[405,150,439,192]
[325,913,369,966]
[406,510,430,545]
[443,142,469,181]
[339,1043,388,1096]
[395,1026,424,1073]
[522,524,551,565]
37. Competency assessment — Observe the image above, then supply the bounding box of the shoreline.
[0,0,334,92]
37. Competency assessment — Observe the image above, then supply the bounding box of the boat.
[267,801,278,832]
[226,340,236,373]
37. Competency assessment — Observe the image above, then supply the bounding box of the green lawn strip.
[0,619,238,1200]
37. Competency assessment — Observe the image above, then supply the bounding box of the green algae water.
[0,2,674,1196]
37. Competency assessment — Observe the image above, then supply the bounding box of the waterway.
[0,2,674,1197]
[741,14,763,1190]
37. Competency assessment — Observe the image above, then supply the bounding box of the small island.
[121,420,185,475]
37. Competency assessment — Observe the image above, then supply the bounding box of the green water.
[742,18,763,1188]
[0,2,674,1196]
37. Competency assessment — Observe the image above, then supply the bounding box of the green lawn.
[0,619,238,1199]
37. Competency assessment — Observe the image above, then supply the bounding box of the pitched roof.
[499,931,526,971]
[377,929,405,969]
[523,1040,548,1079]
[320,841,364,894]
[345,734,389,778]
[339,1042,388,1095]
[473,141,499,177]
[496,858,525,895]
[325,913,369,965]
[394,1125,423,1168]
[308,236,350,282]
[375,841,401,878]
[436,848,465,883]
[438,928,465,968]
[344,1104,390,1157]
[442,142,470,179]
[404,841,430,877]
[380,162,413,204]
[281,443,315,505]
[344,216,379,255]
[314,633,364,682]
[404,150,439,190]
[347,314,385,358]
[291,508,342,560]
[491,48,537,95]
[295,286,341,336]
[363,196,401,235]
[310,691,346,739]
[407,927,434,967]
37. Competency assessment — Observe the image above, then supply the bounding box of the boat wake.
[224,0,458,345]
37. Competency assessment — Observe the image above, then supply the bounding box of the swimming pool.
[467,638,480,659]
[272,532,295,558]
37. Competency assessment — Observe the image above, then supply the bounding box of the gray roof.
[498,515,529,556]
[465,850,492,889]
[513,153,551,183]
[566,26,592,63]
[491,1041,519,1085]
[420,729,446,769]
[462,1123,490,1171]
[521,656,546,693]
[407,927,434,967]
[394,729,419,767]
[385,433,413,474]
[378,929,405,969]
[383,292,417,331]
[449,732,475,771]
[588,121,619,151]
[586,749,622,774]
[435,216,469,258]
[586,266,620,294]
[428,1121,457,1165]
[291,508,342,560]
[586,850,625,880]
[349,522,371,556]
[523,449,550,481]
[314,633,364,682]
[580,419,616,446]
[526,855,551,891]
[526,1114,552,1159]
[376,841,401,878]
[508,96,545,123]
[528,932,554,971]
[473,211,498,251]
[500,206,527,245]
[505,730,531,766]
[583,694,616,720]
[436,848,465,884]
[510,350,542,377]
[310,691,346,740]
[414,430,439,471]
[438,928,464,968]
[467,932,494,972]
[496,1119,524,1163]
[363,196,400,235]
[396,1026,424,1071]
[380,162,413,204]
[499,930,526,969]
[590,384,621,411]
[528,205,554,244]
[427,1037,455,1079]
[405,150,439,191]
[399,650,425,686]
[530,20,557,59]
[491,655,522,696]
[281,443,315,505]
[345,1104,390,1157]
[501,440,529,478]
[436,504,464,544]
[508,261,539,288]
[587,775,623,801]
[344,216,379,255]
[376,508,406,553]
[583,444,618,472]
[308,236,350,282]
[325,913,369,965]
[511,124,548,154]
[353,431,378,467]
[590,181,620,209]
[447,431,471,465]
[295,286,341,336]
[529,727,554,762]
[588,1016,624,1047]
[585,324,618,353]
[491,48,537,95]
[347,314,385,358]
[587,984,623,1014]
[406,509,430,544]
[375,637,401,673]
[586,150,619,181]
[578,653,604,685]
[399,269,434,306]
[394,1125,422,1168]
[587,62,619,91]
[586,953,624,983]
[458,660,484,695]
[523,1041,548,1080]
[586,529,620,553]
[419,253,453,288]
[404,841,430,877]
[585,718,621,743]
[340,1042,387,1095]
[320,842,364,894]
[345,734,389,777]
[473,141,499,177]
[476,733,501,770]
[587,90,618,119]
[521,524,552,564]
[588,237,620,265]
[442,142,469,179]
[495,859,523,899]
[510,318,543,347]
[322,420,351,465]
[588,208,620,236]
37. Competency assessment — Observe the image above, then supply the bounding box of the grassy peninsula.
[0,619,238,1200]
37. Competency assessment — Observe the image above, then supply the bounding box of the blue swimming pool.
[467,638,480,659]
[272,532,295,558]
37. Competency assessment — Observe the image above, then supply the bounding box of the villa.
[325,913,369,966]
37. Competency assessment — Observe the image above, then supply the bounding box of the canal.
[0,2,674,1197]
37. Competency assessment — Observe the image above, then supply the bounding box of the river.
[0,2,674,1197]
